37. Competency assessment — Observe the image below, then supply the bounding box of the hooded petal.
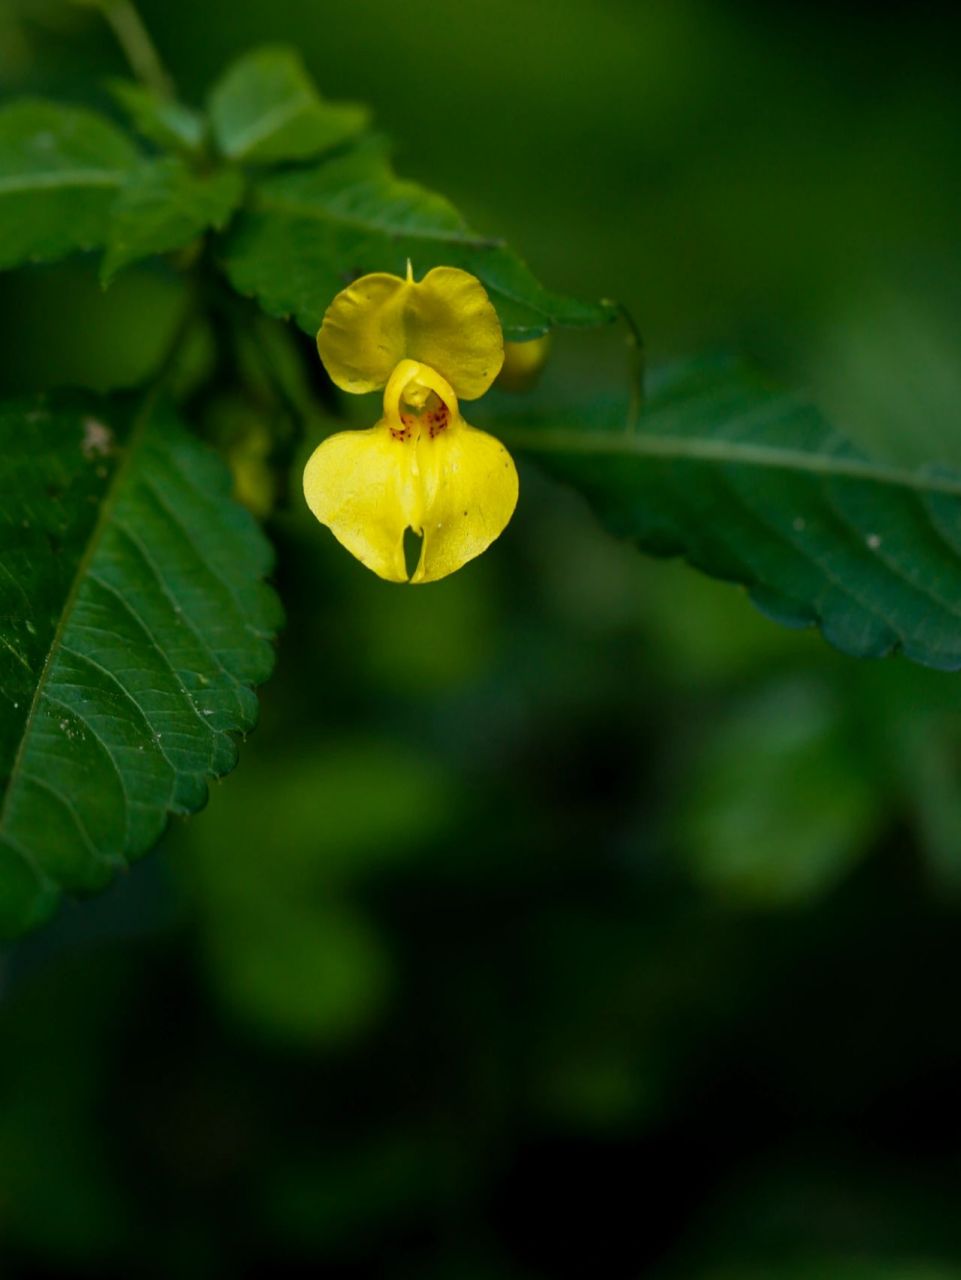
[303,425,415,583]
[317,266,504,399]
[411,421,519,584]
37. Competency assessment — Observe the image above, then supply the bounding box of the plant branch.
[99,0,174,99]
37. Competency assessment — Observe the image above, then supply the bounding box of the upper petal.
[411,421,519,584]
[303,424,415,583]
[317,266,504,400]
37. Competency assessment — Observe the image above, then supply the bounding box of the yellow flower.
[304,265,519,583]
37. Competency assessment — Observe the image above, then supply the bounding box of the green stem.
[100,0,174,99]
[147,285,201,410]
[602,298,645,432]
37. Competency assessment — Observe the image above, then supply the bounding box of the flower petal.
[303,425,415,583]
[411,422,519,584]
[317,266,504,399]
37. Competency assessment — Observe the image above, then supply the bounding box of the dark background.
[2,1,961,1275]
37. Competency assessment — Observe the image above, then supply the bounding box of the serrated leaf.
[101,158,243,283]
[0,395,280,938]
[495,358,961,670]
[220,140,609,341]
[107,80,207,154]
[0,99,140,270]
[208,45,368,165]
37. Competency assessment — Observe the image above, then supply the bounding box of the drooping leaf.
[208,45,369,165]
[107,80,207,154]
[495,357,961,669]
[0,394,280,938]
[220,140,609,341]
[0,99,140,269]
[101,158,243,282]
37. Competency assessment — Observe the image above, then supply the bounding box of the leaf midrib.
[500,425,961,499]
[254,186,504,250]
[0,168,128,194]
[222,88,313,158]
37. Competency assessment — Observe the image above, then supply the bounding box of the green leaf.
[220,140,609,341]
[0,395,280,938]
[208,45,369,165]
[496,357,961,669]
[107,79,207,154]
[0,99,140,270]
[101,158,243,283]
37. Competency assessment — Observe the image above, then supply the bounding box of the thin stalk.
[602,298,645,431]
[100,0,174,99]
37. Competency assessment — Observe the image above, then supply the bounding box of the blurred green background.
[3,0,961,1275]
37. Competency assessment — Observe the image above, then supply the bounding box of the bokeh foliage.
[2,0,961,1276]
